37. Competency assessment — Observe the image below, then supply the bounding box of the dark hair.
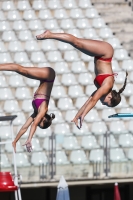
[38,113,55,129]
[110,71,128,107]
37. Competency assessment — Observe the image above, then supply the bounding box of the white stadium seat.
[107,37,121,49]
[31,51,46,63]
[51,86,67,99]
[76,18,91,29]
[51,110,64,123]
[14,52,29,63]
[1,154,11,168]
[91,121,107,135]
[71,61,87,73]
[86,85,96,96]
[99,27,113,39]
[99,135,118,148]
[61,73,77,86]
[110,148,127,162]
[48,98,57,111]
[12,153,30,167]
[85,109,100,123]
[23,10,37,20]
[13,20,27,31]
[58,97,74,110]
[31,152,48,166]
[36,126,52,138]
[0,88,14,100]
[17,1,31,11]
[92,17,106,28]
[29,20,43,30]
[0,76,8,87]
[64,50,79,62]
[41,40,56,51]
[4,100,20,113]
[65,109,78,122]
[85,8,99,18]
[47,51,62,62]
[109,121,127,134]
[122,83,133,97]
[0,11,5,20]
[90,149,103,162]
[70,150,88,164]
[25,40,39,52]
[63,136,80,150]
[56,150,69,165]
[54,123,71,135]
[0,52,12,63]
[79,0,92,9]
[60,19,74,29]
[2,31,17,42]
[0,126,12,140]
[119,134,133,147]
[112,60,121,71]
[63,0,77,9]
[9,75,25,87]
[101,108,116,122]
[2,1,15,11]
[70,8,84,19]
[81,53,93,62]
[114,49,129,61]
[78,73,93,85]
[32,0,46,10]
[15,87,31,100]
[31,138,42,151]
[39,9,52,20]
[0,41,7,52]
[13,112,26,125]
[115,71,127,84]
[122,59,133,72]
[7,10,21,21]
[68,85,84,98]
[81,135,99,149]
[54,9,68,19]
[48,0,62,9]
[18,30,33,41]
[9,41,24,52]
[83,28,98,39]
[45,19,59,30]
[0,21,11,31]
[54,62,70,74]
[75,96,88,109]
[22,99,33,113]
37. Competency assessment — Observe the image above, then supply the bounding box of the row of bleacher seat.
[2,147,133,168]
[0,0,92,11]
[1,71,133,86]
[0,49,130,64]
[0,120,133,139]
[1,134,133,153]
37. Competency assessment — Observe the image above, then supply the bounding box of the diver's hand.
[22,140,32,153]
[71,115,84,129]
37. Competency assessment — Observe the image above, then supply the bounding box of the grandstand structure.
[0,0,133,186]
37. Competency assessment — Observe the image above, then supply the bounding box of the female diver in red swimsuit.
[36,30,128,129]
[0,63,55,152]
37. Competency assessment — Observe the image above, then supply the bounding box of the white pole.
[10,121,20,200]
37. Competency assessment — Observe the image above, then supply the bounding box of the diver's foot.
[36,30,51,40]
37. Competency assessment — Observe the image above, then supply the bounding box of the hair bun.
[50,113,55,120]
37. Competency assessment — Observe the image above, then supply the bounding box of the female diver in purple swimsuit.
[36,30,128,129]
[0,63,55,152]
